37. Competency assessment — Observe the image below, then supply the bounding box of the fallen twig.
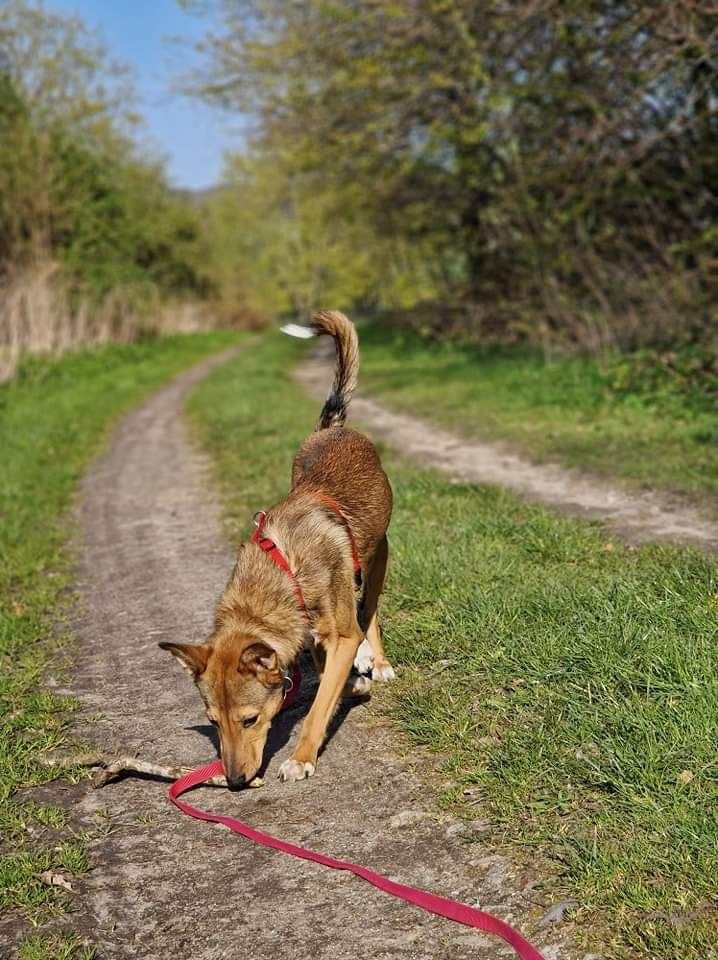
[40,870,74,892]
[38,752,263,789]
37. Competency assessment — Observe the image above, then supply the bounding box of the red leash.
[168,764,545,959]
[177,506,544,956]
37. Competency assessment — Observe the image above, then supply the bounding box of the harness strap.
[251,494,363,606]
[251,512,309,621]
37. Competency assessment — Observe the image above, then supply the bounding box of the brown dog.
[160,311,394,787]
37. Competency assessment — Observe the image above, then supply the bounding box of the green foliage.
[0,0,212,305]
[0,70,38,266]
[357,324,718,501]
[202,149,436,321]
[189,334,718,959]
[18,934,96,960]
[188,0,718,349]
[604,347,718,416]
[48,133,212,299]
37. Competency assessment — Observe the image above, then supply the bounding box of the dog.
[160,311,395,788]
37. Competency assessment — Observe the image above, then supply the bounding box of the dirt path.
[63,349,574,960]
[297,347,718,551]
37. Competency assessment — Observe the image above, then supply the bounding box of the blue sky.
[48,0,239,189]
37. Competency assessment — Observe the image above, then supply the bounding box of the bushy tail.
[281,310,359,430]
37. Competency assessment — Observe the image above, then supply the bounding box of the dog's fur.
[160,311,394,787]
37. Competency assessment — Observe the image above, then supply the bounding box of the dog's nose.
[226,772,247,791]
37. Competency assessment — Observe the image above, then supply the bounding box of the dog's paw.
[372,661,397,682]
[343,673,372,697]
[277,758,315,783]
[354,637,374,675]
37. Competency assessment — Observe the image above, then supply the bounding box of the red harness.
[250,495,361,698]
[250,494,363,619]
[251,512,310,620]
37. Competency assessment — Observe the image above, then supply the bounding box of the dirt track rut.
[297,345,718,552]
[65,349,572,960]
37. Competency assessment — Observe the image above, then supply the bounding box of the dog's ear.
[159,642,211,678]
[239,642,282,686]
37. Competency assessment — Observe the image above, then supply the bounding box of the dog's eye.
[242,715,259,729]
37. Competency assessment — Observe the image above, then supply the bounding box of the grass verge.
[188,333,718,960]
[358,324,718,505]
[0,331,238,949]
[17,933,96,960]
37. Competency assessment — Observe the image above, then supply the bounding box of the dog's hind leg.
[358,535,395,682]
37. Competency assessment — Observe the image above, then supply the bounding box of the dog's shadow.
[187,654,369,780]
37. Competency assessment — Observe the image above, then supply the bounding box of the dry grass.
[0,263,214,380]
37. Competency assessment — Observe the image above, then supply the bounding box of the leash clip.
[253,510,267,531]
[282,671,294,700]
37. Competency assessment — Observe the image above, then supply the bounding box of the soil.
[20,348,578,959]
[296,344,718,552]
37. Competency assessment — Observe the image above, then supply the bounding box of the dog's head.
[159,635,286,789]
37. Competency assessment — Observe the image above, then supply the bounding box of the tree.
[186,0,718,347]
[0,0,213,302]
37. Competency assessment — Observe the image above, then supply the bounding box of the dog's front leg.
[278,625,361,783]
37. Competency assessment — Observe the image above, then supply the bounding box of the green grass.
[0,332,238,940]
[18,934,95,960]
[188,334,718,960]
[357,325,718,505]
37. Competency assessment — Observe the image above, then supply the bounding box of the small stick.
[91,757,226,788]
[39,752,264,788]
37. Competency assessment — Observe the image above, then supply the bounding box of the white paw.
[344,674,372,697]
[354,637,374,675]
[372,662,396,682]
[277,758,315,783]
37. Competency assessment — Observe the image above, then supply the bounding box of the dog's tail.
[281,310,359,430]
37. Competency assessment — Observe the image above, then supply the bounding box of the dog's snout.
[226,771,247,791]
